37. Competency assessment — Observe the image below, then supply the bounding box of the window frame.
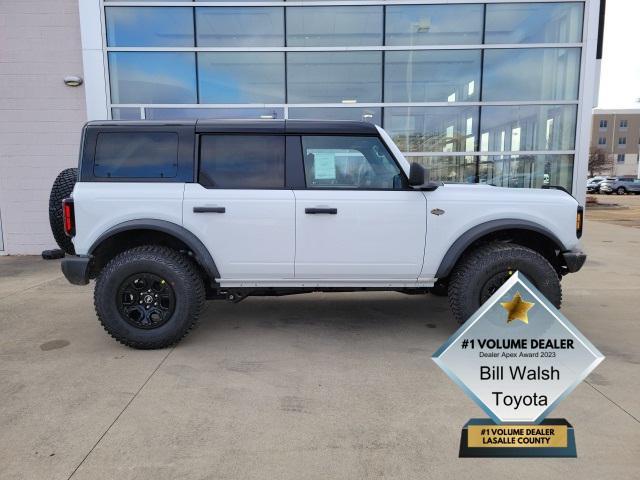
[298,134,411,191]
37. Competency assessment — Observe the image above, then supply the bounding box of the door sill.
[218,278,436,288]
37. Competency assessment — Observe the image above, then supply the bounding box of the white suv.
[51,120,586,349]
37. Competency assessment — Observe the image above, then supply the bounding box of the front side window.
[199,135,285,189]
[94,132,178,178]
[302,136,403,190]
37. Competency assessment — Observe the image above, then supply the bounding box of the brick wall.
[0,0,87,254]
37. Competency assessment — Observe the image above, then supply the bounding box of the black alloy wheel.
[117,273,176,329]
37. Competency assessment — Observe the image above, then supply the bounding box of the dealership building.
[0,0,602,254]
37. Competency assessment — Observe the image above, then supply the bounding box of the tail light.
[576,205,583,239]
[62,198,75,237]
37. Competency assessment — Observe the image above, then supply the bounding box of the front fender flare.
[434,219,567,279]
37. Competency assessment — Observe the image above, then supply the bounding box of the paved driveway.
[0,220,638,479]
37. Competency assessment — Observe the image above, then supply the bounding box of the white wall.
[0,0,87,254]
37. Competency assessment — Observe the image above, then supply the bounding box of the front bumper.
[61,255,91,285]
[562,251,587,273]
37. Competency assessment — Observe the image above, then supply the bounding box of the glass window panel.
[196,7,283,47]
[480,105,577,152]
[485,3,584,44]
[198,52,285,103]
[288,107,381,124]
[109,52,197,104]
[480,155,574,191]
[410,156,478,184]
[287,6,382,46]
[384,50,480,102]
[145,108,284,120]
[483,48,580,101]
[383,107,479,153]
[302,136,403,190]
[385,5,483,46]
[287,52,381,103]
[199,135,285,189]
[106,7,194,47]
[94,132,178,178]
[111,107,141,120]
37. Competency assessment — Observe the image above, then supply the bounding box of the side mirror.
[409,162,425,186]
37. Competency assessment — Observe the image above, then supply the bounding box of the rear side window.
[94,132,178,178]
[199,135,285,189]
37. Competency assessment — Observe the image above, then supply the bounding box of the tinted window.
[385,4,483,45]
[196,7,284,47]
[384,50,481,102]
[287,52,381,103]
[106,7,194,47]
[94,132,178,178]
[108,52,197,104]
[198,52,285,103]
[482,48,580,101]
[485,3,583,44]
[287,6,382,46]
[302,136,402,190]
[199,135,285,188]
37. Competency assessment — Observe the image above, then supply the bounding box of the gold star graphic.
[500,292,535,324]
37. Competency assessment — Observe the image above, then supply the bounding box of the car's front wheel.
[448,242,561,324]
[94,246,205,349]
[617,187,626,195]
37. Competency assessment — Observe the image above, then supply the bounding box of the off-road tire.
[94,246,205,349]
[448,242,561,324]
[49,168,78,254]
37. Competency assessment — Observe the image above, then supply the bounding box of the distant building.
[591,109,640,178]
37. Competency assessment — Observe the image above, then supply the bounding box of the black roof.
[86,119,379,135]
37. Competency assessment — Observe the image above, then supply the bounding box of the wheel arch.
[435,219,567,279]
[88,219,220,281]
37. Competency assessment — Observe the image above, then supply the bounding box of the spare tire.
[49,168,78,255]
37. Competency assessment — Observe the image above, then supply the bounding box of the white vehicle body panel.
[419,184,580,279]
[72,183,185,254]
[183,184,295,279]
[293,189,427,280]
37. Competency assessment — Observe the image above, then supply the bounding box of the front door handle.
[193,206,225,213]
[305,207,337,214]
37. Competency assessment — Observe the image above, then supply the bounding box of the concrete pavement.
[0,219,638,479]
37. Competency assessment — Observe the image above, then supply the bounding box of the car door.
[183,132,295,280]
[293,135,427,281]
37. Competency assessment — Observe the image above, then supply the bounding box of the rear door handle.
[193,206,225,213]
[305,207,337,214]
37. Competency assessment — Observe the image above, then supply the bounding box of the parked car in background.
[599,177,639,195]
[586,176,607,193]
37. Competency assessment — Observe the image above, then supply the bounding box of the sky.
[598,0,640,108]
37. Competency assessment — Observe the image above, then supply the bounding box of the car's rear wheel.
[617,187,626,195]
[94,246,205,349]
[448,242,561,324]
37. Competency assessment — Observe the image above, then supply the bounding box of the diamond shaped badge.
[433,272,604,424]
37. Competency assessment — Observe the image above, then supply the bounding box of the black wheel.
[94,246,205,349]
[617,187,626,195]
[49,168,78,254]
[448,242,561,324]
